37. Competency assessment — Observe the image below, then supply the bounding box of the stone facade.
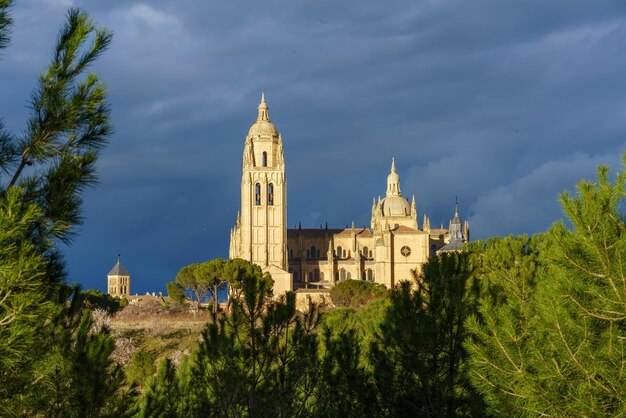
[107,258,130,296]
[230,95,469,293]
[229,94,292,294]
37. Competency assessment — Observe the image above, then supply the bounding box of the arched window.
[267,183,274,205]
[310,246,317,259]
[339,269,346,281]
[362,246,369,258]
[314,269,320,281]
[308,271,313,282]
[337,246,343,258]
[367,269,373,281]
[369,250,373,258]
[347,271,352,280]
[343,249,347,258]
[255,183,261,205]
[262,151,267,167]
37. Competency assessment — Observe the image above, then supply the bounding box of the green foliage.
[329,278,388,308]
[464,235,545,416]
[466,157,626,416]
[140,356,202,417]
[82,288,126,314]
[175,258,231,310]
[8,287,135,417]
[0,189,54,406]
[126,349,156,387]
[313,329,380,417]
[371,252,484,417]
[0,6,130,416]
[1,8,113,245]
[223,257,274,302]
[166,280,186,303]
[175,258,273,313]
[0,0,11,51]
[143,259,320,417]
[320,298,390,368]
[535,159,626,415]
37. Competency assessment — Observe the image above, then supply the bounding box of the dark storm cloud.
[2,0,626,293]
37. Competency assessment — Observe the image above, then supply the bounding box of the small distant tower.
[438,199,469,253]
[107,255,130,296]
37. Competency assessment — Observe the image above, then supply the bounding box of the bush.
[330,280,388,308]
[126,349,156,387]
[81,289,125,314]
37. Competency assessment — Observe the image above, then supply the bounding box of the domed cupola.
[380,158,411,217]
[248,93,279,138]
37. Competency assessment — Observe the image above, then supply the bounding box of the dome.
[380,194,411,217]
[248,92,279,137]
[248,120,279,137]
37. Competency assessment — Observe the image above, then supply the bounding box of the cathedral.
[229,95,469,294]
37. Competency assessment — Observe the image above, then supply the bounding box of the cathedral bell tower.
[230,94,290,285]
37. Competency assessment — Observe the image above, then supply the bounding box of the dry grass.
[109,297,212,365]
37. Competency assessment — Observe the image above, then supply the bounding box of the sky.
[1,0,625,294]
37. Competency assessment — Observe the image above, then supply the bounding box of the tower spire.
[257,92,269,121]
[386,158,401,196]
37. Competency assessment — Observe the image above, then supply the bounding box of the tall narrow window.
[268,183,274,205]
[255,183,261,205]
[310,245,317,258]
[337,246,343,258]
[262,151,267,167]
[362,246,369,258]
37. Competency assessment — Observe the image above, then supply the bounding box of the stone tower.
[107,256,130,296]
[438,199,470,252]
[230,94,292,293]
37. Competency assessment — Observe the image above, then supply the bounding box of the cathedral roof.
[108,259,130,276]
[335,228,372,237]
[287,227,373,238]
[381,195,411,217]
[439,240,466,252]
[248,93,279,137]
[391,225,426,234]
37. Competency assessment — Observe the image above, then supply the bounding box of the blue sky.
[1,0,625,293]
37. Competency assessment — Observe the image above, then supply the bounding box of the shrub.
[330,280,388,308]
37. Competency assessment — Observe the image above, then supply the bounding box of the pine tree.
[312,329,380,417]
[371,251,483,417]
[464,235,546,416]
[466,156,626,416]
[0,7,131,415]
[144,259,320,417]
[536,157,626,415]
